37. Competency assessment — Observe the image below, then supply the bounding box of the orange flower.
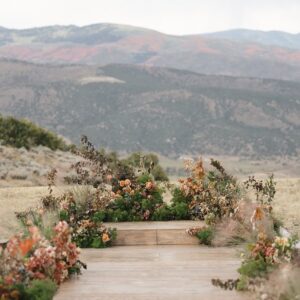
[119,180,125,187]
[102,233,110,243]
[19,238,35,256]
[145,181,153,190]
[252,207,264,221]
[250,207,265,230]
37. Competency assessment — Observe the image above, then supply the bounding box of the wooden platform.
[55,245,248,300]
[104,221,205,246]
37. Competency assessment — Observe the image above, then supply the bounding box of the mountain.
[1,24,300,81]
[1,59,299,158]
[203,29,300,50]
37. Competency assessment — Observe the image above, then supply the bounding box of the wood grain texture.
[105,221,204,246]
[55,246,249,300]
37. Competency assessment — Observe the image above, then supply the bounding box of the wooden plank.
[157,229,199,245]
[105,221,205,230]
[55,246,249,300]
[113,229,157,246]
[105,221,204,246]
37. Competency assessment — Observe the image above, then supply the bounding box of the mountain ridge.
[203,28,300,49]
[0,59,299,158]
[1,23,300,81]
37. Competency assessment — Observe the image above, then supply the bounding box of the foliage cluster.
[0,221,84,300]
[174,159,241,224]
[60,139,245,225]
[123,152,169,182]
[36,184,117,249]
[211,172,299,299]
[186,226,215,246]
[0,115,69,151]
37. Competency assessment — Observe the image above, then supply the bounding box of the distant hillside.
[0,114,69,150]
[0,59,299,158]
[1,24,300,81]
[203,29,300,50]
[0,145,79,187]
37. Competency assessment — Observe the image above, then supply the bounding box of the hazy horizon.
[1,0,300,35]
[1,22,300,36]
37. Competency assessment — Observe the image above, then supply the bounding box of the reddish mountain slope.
[1,24,300,80]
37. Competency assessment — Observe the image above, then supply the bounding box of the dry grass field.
[273,178,300,236]
[0,186,65,239]
[0,177,299,240]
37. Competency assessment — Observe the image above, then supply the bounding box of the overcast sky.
[2,0,300,34]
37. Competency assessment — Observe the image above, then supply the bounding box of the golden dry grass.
[273,178,300,236]
[0,178,299,239]
[0,186,66,239]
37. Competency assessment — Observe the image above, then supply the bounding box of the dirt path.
[55,245,249,300]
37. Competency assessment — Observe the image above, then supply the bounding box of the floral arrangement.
[211,173,299,299]
[175,159,240,224]
[104,174,165,221]
[0,221,85,299]
[44,191,117,248]
[235,233,298,292]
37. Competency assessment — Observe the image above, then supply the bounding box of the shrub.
[0,115,68,150]
[55,192,117,248]
[123,152,169,182]
[238,255,271,278]
[25,279,57,300]
[244,174,276,206]
[105,174,165,221]
[0,222,84,300]
[71,221,117,248]
[172,159,240,224]
[0,279,57,300]
[152,205,174,221]
[172,202,189,220]
[196,227,214,246]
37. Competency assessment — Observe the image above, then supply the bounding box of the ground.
[0,178,299,239]
[54,245,249,300]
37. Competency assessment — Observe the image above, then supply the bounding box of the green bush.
[104,174,165,222]
[152,205,174,221]
[238,256,272,278]
[0,115,68,150]
[236,275,249,291]
[170,159,241,223]
[123,152,169,181]
[196,227,214,245]
[25,279,57,300]
[171,188,191,204]
[172,202,189,220]
[151,165,169,182]
[0,279,58,300]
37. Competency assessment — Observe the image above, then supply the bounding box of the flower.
[145,181,153,190]
[119,180,126,187]
[102,233,110,243]
[274,236,289,247]
[124,179,131,186]
[265,246,275,257]
[250,206,265,230]
[19,238,35,256]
